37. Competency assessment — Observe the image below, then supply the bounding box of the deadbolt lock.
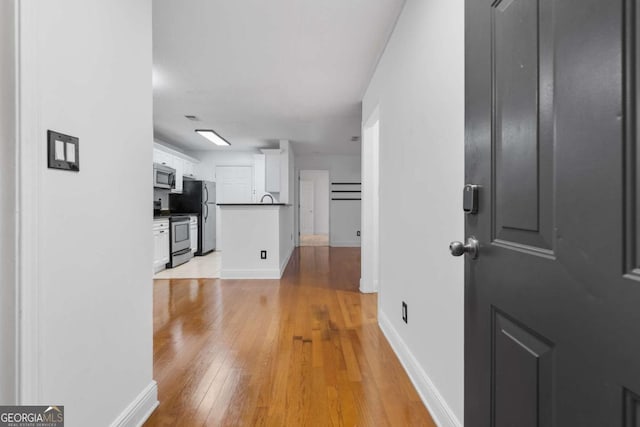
[463,184,479,214]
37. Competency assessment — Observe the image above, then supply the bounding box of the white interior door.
[216,166,253,203]
[300,180,314,235]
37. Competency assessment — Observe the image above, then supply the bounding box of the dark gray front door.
[465,0,640,425]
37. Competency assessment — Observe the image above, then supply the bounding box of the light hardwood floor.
[154,251,221,280]
[145,247,435,426]
[299,234,330,247]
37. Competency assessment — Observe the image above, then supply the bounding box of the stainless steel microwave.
[153,163,176,190]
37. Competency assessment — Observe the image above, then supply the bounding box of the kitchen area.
[151,139,296,280]
[152,143,219,278]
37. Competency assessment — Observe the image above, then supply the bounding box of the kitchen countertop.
[154,212,199,219]
[216,203,287,206]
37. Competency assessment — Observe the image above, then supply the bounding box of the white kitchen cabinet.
[153,147,200,193]
[263,149,281,193]
[153,219,170,273]
[183,160,196,179]
[261,142,291,202]
[171,157,184,194]
[153,149,171,166]
[190,216,198,253]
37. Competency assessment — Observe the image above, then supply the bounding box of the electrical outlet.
[402,302,408,323]
[260,250,267,260]
[357,230,360,237]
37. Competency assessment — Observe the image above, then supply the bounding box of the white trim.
[109,381,158,427]
[153,141,199,164]
[330,241,361,247]
[260,148,283,154]
[378,311,462,427]
[3,0,19,403]
[279,245,294,276]
[15,0,42,404]
[359,278,377,294]
[360,105,380,294]
[363,105,380,128]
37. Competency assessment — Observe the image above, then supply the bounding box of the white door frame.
[12,0,43,403]
[360,106,380,294]
[0,0,18,404]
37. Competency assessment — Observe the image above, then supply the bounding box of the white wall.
[279,206,295,272]
[299,170,330,235]
[220,206,280,277]
[219,206,294,278]
[279,140,294,204]
[362,0,465,425]
[295,154,361,247]
[0,0,16,405]
[18,1,156,425]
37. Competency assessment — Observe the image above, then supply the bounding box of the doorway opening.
[299,170,330,246]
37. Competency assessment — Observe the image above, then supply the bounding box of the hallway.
[145,247,435,426]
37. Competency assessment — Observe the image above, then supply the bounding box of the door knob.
[449,237,479,259]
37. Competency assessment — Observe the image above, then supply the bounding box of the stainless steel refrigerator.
[169,180,216,255]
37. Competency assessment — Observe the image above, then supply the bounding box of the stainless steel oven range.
[168,215,193,268]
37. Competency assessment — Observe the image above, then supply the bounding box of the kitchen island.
[218,203,295,279]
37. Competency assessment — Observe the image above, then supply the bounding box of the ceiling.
[152,0,405,155]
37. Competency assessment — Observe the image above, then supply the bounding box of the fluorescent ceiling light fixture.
[195,129,231,146]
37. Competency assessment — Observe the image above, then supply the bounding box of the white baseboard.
[378,312,462,427]
[330,240,361,247]
[359,277,377,294]
[280,245,294,276]
[110,381,158,427]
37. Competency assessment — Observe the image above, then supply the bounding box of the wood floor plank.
[144,247,435,426]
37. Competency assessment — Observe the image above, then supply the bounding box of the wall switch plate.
[260,250,267,260]
[402,302,408,323]
[357,230,361,236]
[48,130,79,172]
